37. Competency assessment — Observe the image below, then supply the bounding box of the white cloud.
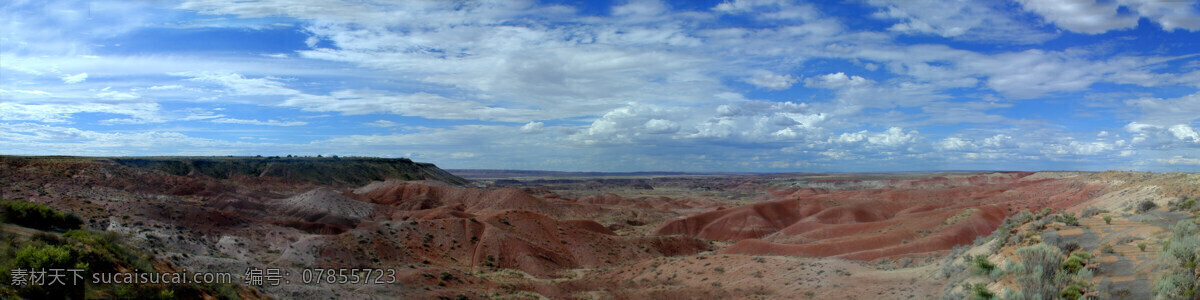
[835,131,866,143]
[1018,0,1200,34]
[180,113,224,121]
[283,90,551,122]
[0,122,247,156]
[643,119,680,134]
[179,72,300,96]
[1157,156,1200,165]
[0,102,162,124]
[1168,124,1200,142]
[713,0,818,21]
[982,134,1016,148]
[1125,92,1200,125]
[935,137,975,151]
[744,70,799,90]
[867,127,919,147]
[148,85,183,90]
[95,87,140,100]
[713,0,787,13]
[366,120,399,128]
[805,72,871,89]
[1017,0,1138,34]
[210,118,307,126]
[60,72,88,84]
[868,0,1057,43]
[519,121,544,134]
[613,0,669,17]
[1066,141,1115,155]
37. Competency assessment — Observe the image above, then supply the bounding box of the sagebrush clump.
[1153,220,1199,300]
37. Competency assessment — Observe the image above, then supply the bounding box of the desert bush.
[1009,210,1035,226]
[1010,244,1068,300]
[1138,243,1148,251]
[0,200,83,231]
[13,244,74,270]
[1001,289,1025,300]
[1057,242,1080,254]
[1101,244,1114,254]
[1060,283,1086,300]
[1031,217,1050,230]
[970,282,995,300]
[1103,216,1112,225]
[1115,235,1142,245]
[63,229,153,273]
[1153,272,1197,300]
[1152,220,1200,300]
[1137,200,1158,213]
[1076,268,1092,283]
[1055,212,1079,226]
[1169,197,1197,212]
[1061,252,1087,273]
[1080,207,1100,218]
[940,245,970,278]
[972,255,996,275]
[1169,219,1199,238]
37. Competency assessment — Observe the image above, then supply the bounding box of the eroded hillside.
[2,158,1198,299]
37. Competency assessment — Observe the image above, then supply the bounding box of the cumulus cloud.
[805,72,872,89]
[935,137,976,151]
[1018,0,1200,34]
[4,0,1200,171]
[643,119,680,134]
[519,121,544,134]
[1168,124,1200,142]
[868,127,919,147]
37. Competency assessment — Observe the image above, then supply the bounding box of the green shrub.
[1103,216,1112,225]
[1,244,83,299]
[1062,255,1085,273]
[13,244,74,270]
[970,283,995,300]
[1056,212,1079,226]
[1060,283,1085,300]
[1138,243,1147,251]
[1170,197,1197,212]
[972,255,996,275]
[0,201,83,231]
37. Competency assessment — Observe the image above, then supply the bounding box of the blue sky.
[3,0,1200,172]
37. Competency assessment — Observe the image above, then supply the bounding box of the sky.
[3,0,1200,172]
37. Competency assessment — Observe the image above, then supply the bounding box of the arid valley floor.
[2,156,1199,299]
